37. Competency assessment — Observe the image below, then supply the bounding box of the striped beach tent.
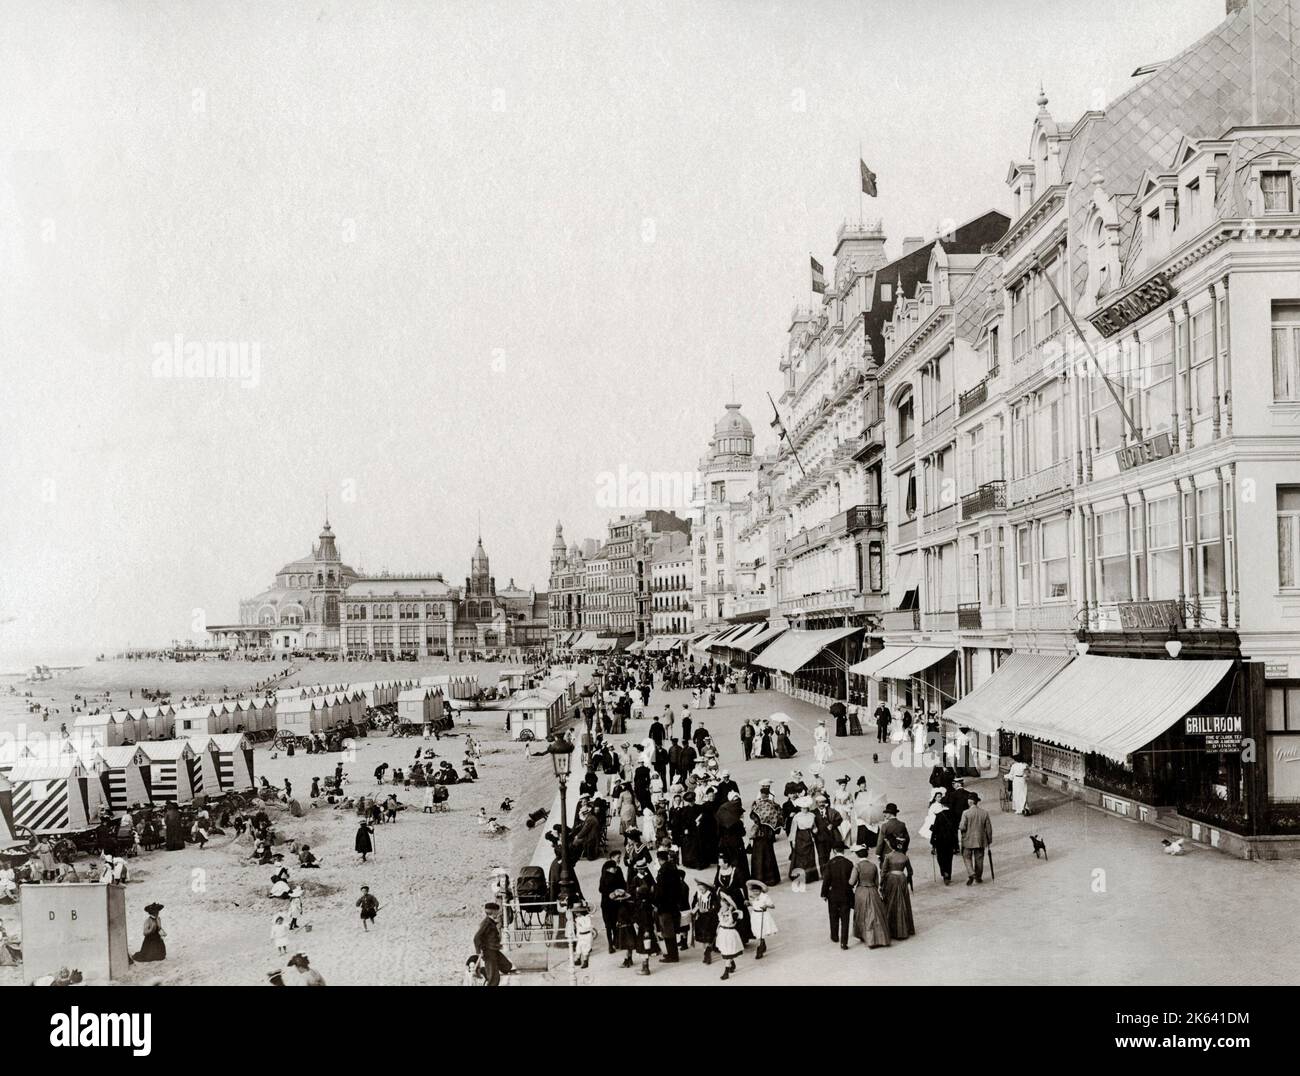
[6,760,98,835]
[95,746,151,814]
[186,733,254,795]
[0,772,17,846]
[136,740,197,805]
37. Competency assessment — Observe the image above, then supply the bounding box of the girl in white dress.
[813,721,834,765]
[714,891,744,981]
[745,879,778,960]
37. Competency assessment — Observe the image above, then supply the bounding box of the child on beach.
[356,886,380,931]
[272,914,289,955]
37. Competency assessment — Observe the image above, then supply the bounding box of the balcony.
[957,602,982,630]
[783,504,883,558]
[854,421,885,459]
[923,610,958,632]
[958,379,988,417]
[921,402,954,444]
[702,583,735,596]
[960,480,1006,520]
[881,608,921,631]
[1017,602,1079,632]
[897,517,918,545]
[922,504,956,534]
[1008,460,1071,505]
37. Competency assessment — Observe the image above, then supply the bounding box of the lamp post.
[547,736,577,984]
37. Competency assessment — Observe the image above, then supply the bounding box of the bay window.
[1147,495,1180,600]
[1097,507,1130,602]
[1040,518,1069,600]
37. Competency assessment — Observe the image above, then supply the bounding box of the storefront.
[753,626,864,705]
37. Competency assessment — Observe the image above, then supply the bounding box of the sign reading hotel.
[1088,273,1177,338]
[1115,431,1173,472]
[1117,599,1183,631]
[1184,714,1243,753]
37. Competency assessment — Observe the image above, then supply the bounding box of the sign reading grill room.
[1184,714,1244,753]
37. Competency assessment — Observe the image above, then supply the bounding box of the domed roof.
[714,402,753,439]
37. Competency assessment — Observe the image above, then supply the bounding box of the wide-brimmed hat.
[286,953,311,969]
[608,889,631,901]
[144,902,164,915]
[289,885,304,897]
[745,879,769,893]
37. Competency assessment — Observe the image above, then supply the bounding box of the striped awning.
[941,653,1072,736]
[626,640,646,654]
[753,626,861,674]
[875,645,956,680]
[995,654,1233,763]
[732,619,788,653]
[849,645,916,679]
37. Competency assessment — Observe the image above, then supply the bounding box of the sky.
[0,0,1228,660]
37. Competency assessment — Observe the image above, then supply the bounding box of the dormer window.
[1146,207,1161,249]
[881,283,892,302]
[1262,170,1293,213]
[1184,178,1199,224]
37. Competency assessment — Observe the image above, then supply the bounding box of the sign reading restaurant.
[1087,272,1177,338]
[1117,599,1184,631]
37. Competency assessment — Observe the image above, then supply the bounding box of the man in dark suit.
[874,703,892,743]
[649,717,666,749]
[959,792,994,885]
[739,719,756,761]
[943,779,974,834]
[819,848,856,948]
[667,738,683,783]
[472,902,513,986]
[812,793,846,865]
[874,803,910,862]
[653,853,684,962]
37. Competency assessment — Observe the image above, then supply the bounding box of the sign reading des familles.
[1087,272,1177,339]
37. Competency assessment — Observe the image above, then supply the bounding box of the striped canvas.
[12,779,70,834]
[102,770,129,812]
[187,757,203,797]
[150,762,177,803]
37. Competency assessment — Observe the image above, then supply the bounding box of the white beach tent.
[73,712,123,748]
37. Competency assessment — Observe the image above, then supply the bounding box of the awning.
[625,640,645,654]
[999,654,1234,763]
[753,626,861,674]
[571,632,596,650]
[733,619,789,653]
[710,624,760,650]
[876,645,956,680]
[940,653,1072,736]
[589,638,618,652]
[691,633,720,655]
[849,645,916,679]
[891,552,919,609]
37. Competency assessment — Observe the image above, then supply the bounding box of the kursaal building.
[207,521,549,657]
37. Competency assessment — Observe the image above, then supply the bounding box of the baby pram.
[515,865,550,929]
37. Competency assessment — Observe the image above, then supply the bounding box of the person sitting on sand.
[270,870,292,899]
[298,845,320,869]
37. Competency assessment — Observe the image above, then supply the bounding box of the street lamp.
[1165,624,1183,659]
[547,737,575,907]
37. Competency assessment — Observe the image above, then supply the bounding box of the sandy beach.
[0,657,586,986]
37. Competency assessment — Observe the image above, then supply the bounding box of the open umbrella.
[829,702,847,718]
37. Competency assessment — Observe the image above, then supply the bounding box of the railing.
[921,402,954,443]
[897,517,917,545]
[960,480,1006,519]
[958,380,988,416]
[783,504,882,557]
[1007,460,1071,505]
[880,608,921,631]
[923,610,958,631]
[922,504,956,533]
[702,584,735,596]
[957,602,982,629]
[1017,602,1078,631]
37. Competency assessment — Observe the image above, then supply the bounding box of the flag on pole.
[767,392,787,437]
[810,255,826,294]
[860,159,877,197]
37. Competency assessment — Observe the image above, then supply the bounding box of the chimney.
[900,236,926,258]
[1225,0,1247,13]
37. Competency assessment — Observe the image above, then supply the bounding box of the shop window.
[1266,685,1300,731]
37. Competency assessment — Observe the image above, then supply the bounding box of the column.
[1181,300,1195,450]
[1087,506,1100,618]
[1216,466,1230,627]
[1188,476,1201,627]
[1168,309,1181,451]
[1221,276,1233,436]
[1130,330,1143,438]
[1209,282,1222,439]
[1229,461,1240,627]
[1137,490,1151,601]
[1174,476,1187,615]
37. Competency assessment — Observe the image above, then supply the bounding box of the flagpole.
[858,141,864,225]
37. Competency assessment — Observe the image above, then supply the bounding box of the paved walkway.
[522,682,1300,986]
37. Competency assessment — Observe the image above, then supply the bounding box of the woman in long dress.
[745,879,778,959]
[618,789,637,836]
[880,839,915,940]
[787,797,822,882]
[774,723,798,759]
[132,903,167,962]
[813,721,833,765]
[748,795,784,887]
[690,879,718,963]
[758,723,774,759]
[1007,757,1030,814]
[849,855,890,948]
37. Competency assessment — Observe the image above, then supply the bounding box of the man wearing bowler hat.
[959,792,994,885]
[473,901,514,985]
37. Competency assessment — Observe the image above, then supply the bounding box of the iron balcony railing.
[957,602,982,629]
[958,380,988,416]
[960,479,1007,519]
